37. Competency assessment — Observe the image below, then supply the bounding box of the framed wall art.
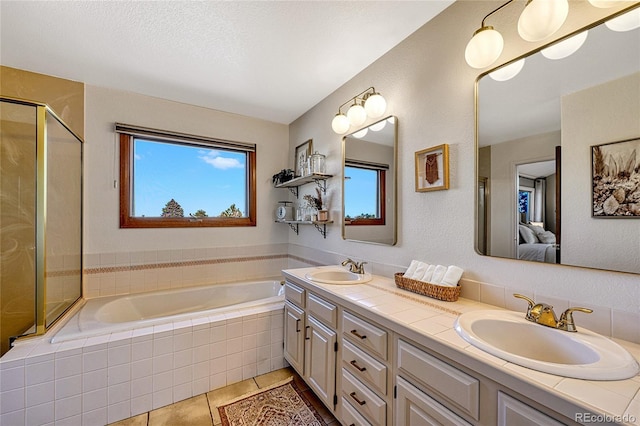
[294,139,313,177]
[592,137,640,217]
[415,144,449,192]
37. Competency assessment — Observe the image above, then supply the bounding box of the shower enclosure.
[0,97,83,357]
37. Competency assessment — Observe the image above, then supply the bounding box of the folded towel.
[440,265,464,287]
[420,264,436,282]
[431,265,447,284]
[411,262,429,280]
[403,260,420,278]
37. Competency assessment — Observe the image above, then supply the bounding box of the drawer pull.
[349,391,366,406]
[350,360,367,372]
[295,319,301,332]
[305,325,310,340]
[350,329,367,340]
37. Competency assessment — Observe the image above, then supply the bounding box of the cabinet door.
[305,315,337,410]
[497,392,565,426]
[284,302,305,375]
[395,376,471,426]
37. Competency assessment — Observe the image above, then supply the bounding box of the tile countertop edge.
[282,267,640,426]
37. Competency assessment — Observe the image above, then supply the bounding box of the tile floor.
[109,367,339,426]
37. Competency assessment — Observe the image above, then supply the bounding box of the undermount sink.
[305,269,372,285]
[454,310,639,380]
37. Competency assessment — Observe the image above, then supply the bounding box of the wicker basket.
[394,273,461,302]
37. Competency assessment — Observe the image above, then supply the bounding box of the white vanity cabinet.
[340,311,392,426]
[283,281,338,411]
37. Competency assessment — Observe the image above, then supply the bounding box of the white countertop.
[283,266,640,426]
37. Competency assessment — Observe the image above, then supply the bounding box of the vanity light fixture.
[489,58,526,81]
[331,87,386,135]
[465,0,571,69]
[605,6,640,31]
[541,30,588,60]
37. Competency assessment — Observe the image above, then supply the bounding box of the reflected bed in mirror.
[342,116,397,245]
[476,6,640,274]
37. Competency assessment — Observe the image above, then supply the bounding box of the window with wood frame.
[344,160,387,226]
[117,124,256,228]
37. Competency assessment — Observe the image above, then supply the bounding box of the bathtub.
[52,279,285,343]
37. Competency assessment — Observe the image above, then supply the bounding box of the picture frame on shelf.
[415,144,449,192]
[294,139,313,177]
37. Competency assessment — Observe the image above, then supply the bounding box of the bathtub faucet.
[341,258,367,274]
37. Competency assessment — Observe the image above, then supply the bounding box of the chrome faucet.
[513,294,593,332]
[341,258,368,274]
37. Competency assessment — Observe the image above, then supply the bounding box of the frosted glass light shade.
[331,114,350,134]
[364,93,386,118]
[605,7,640,32]
[518,0,569,42]
[370,120,387,131]
[465,26,504,69]
[489,59,526,81]
[353,128,368,139]
[347,103,367,126]
[541,30,588,59]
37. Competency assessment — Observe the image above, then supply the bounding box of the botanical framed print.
[294,139,313,177]
[415,144,449,192]
[592,137,640,217]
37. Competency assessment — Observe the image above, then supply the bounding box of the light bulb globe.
[364,93,387,118]
[489,58,526,81]
[353,128,369,139]
[370,120,387,132]
[518,0,569,42]
[347,103,367,126]
[465,26,504,69]
[541,30,588,60]
[331,114,350,134]
[588,0,618,7]
[605,7,640,32]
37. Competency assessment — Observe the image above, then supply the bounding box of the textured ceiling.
[1,1,453,124]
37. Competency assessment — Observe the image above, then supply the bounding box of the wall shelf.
[275,173,332,197]
[276,220,334,238]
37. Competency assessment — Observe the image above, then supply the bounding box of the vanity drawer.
[341,396,373,426]
[342,368,386,426]
[307,292,337,328]
[396,376,471,426]
[284,281,305,308]
[397,339,479,420]
[343,311,388,360]
[342,340,387,395]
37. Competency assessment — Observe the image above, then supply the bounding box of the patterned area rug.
[218,377,327,426]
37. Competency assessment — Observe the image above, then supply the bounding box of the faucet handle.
[513,294,536,320]
[357,262,368,273]
[558,307,593,332]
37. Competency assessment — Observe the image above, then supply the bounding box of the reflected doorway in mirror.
[415,144,449,192]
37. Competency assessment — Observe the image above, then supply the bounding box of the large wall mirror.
[476,6,640,274]
[343,116,397,245]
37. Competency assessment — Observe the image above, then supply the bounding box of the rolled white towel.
[430,265,447,284]
[440,265,464,287]
[411,262,429,280]
[403,260,420,278]
[420,264,436,282]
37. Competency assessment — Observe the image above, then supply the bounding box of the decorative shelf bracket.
[313,178,328,194]
[288,222,299,235]
[314,222,328,238]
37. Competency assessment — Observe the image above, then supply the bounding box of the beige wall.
[0,66,84,138]
[84,85,290,254]
[288,1,640,316]
[562,72,640,273]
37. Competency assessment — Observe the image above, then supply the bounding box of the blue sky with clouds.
[133,139,247,217]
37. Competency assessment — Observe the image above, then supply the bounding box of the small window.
[117,124,256,228]
[344,163,386,226]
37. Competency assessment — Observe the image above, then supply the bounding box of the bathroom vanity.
[282,267,640,426]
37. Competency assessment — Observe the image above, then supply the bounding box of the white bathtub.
[52,279,285,343]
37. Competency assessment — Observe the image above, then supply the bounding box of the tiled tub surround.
[0,305,286,425]
[283,266,640,425]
